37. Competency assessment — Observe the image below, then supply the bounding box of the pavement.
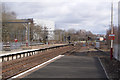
[22,56,108,79]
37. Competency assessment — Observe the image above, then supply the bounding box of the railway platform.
[0,44,65,55]
[20,56,108,79]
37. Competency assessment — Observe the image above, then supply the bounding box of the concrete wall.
[0,3,2,52]
[118,44,120,61]
[113,44,119,60]
[117,2,120,61]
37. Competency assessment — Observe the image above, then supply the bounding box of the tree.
[54,28,97,43]
[32,25,48,44]
[2,3,17,42]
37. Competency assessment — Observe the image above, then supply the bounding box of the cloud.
[3,0,118,34]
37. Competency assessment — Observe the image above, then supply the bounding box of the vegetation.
[54,28,97,43]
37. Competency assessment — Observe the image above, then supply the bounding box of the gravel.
[100,57,120,80]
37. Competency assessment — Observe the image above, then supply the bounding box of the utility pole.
[110,2,114,60]
[25,23,28,47]
[25,22,30,47]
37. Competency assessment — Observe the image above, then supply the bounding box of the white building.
[33,19,55,40]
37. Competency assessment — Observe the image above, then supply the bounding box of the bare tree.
[54,28,97,43]
[2,3,17,43]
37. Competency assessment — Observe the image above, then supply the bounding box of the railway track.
[2,45,80,79]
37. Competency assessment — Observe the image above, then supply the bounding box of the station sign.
[109,34,115,40]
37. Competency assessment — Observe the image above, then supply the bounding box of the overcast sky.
[2,0,119,34]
